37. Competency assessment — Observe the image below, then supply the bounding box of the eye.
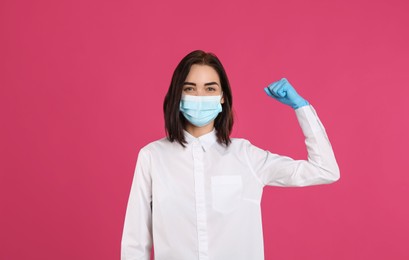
[183,87,194,92]
[206,87,216,91]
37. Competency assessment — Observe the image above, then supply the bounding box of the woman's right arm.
[121,148,153,260]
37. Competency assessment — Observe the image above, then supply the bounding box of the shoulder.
[228,137,253,150]
[230,137,250,144]
[137,136,185,158]
[229,137,268,155]
[132,138,167,166]
[139,137,171,154]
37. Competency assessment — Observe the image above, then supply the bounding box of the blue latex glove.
[264,78,309,109]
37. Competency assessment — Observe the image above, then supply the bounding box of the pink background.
[1,0,408,259]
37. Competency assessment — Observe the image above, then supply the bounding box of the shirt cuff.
[294,104,326,137]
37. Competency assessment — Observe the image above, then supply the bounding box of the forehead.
[185,64,220,82]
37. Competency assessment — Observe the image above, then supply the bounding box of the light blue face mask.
[179,95,223,127]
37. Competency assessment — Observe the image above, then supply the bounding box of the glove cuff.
[292,99,310,109]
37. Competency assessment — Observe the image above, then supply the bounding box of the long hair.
[163,50,234,147]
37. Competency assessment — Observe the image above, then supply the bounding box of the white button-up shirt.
[121,105,340,260]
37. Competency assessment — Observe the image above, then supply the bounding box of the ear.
[221,95,225,104]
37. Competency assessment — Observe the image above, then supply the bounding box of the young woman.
[121,50,340,260]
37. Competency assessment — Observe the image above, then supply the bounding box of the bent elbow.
[327,165,340,183]
[329,173,340,183]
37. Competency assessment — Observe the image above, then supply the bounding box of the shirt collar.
[183,128,218,151]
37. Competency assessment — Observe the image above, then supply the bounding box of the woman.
[121,50,340,260]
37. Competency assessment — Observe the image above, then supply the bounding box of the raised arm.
[245,78,340,187]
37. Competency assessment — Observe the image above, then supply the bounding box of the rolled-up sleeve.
[121,148,153,260]
[245,105,340,187]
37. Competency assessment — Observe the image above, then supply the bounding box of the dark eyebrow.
[183,81,219,86]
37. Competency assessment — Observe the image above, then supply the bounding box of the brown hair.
[163,50,234,147]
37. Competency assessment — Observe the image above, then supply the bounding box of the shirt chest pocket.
[211,175,243,214]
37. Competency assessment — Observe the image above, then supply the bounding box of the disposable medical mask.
[179,95,223,127]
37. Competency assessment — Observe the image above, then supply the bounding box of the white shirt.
[121,105,340,260]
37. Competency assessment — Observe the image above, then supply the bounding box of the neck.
[185,122,215,138]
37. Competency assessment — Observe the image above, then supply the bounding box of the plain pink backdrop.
[1,0,408,259]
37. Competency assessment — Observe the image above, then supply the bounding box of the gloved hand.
[264,78,309,109]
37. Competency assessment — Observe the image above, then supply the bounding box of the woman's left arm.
[245,78,340,187]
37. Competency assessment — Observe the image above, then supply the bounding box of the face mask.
[179,95,223,127]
